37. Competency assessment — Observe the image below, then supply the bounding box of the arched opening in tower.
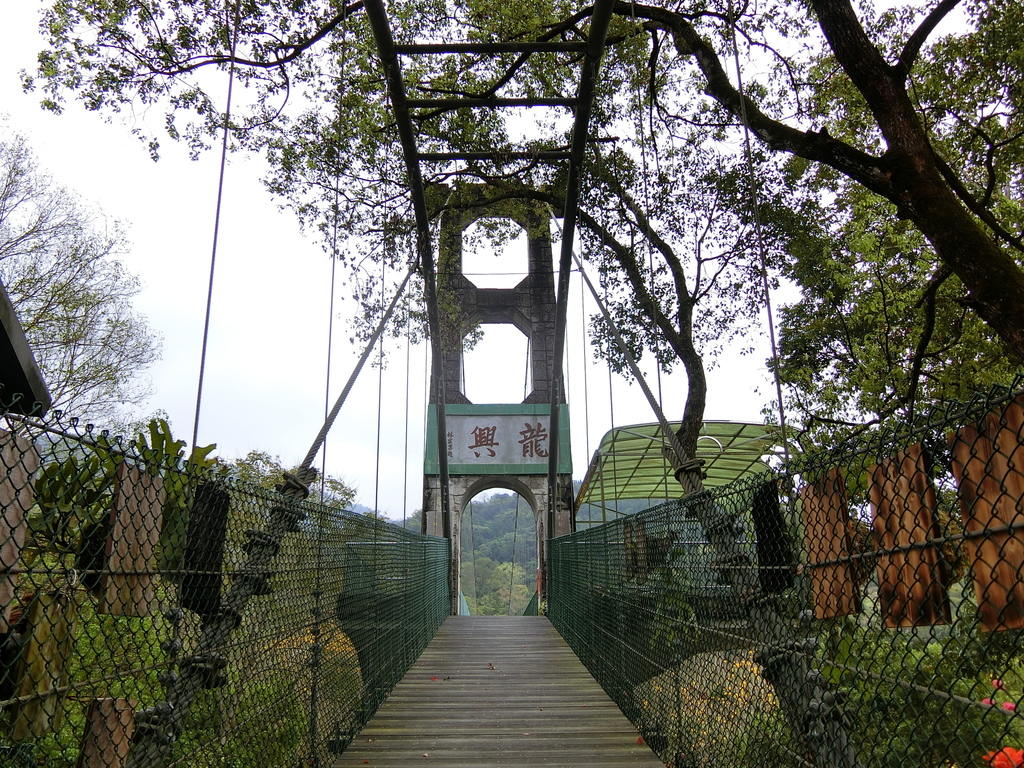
[459,490,538,616]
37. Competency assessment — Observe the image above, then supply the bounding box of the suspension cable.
[322,14,350,504]
[177,0,241,690]
[191,3,241,449]
[373,260,386,516]
[726,2,791,465]
[602,273,620,517]
[508,493,521,615]
[631,18,665,412]
[402,310,412,527]
[642,99,672,500]
[524,337,532,400]
[577,272,594,524]
[299,264,417,472]
[322,249,338,504]
[580,269,592,462]
[467,499,477,613]
[322,175,342,503]
[419,332,430,535]
[552,213,690,473]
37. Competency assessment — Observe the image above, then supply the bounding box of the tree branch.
[617,2,895,200]
[130,1,365,76]
[597,162,693,317]
[895,0,962,77]
[933,153,1024,255]
[904,264,952,417]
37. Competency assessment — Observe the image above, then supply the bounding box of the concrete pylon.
[422,188,573,612]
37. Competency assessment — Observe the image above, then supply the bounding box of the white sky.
[0,3,775,519]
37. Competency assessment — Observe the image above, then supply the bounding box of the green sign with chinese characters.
[424,404,571,475]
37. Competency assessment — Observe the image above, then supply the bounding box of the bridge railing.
[0,404,450,767]
[550,379,1024,768]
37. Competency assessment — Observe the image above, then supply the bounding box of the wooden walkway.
[335,616,665,767]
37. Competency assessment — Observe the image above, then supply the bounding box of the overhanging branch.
[614,2,895,200]
[895,0,962,76]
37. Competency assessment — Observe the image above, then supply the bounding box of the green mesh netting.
[0,398,449,767]
[551,379,1024,768]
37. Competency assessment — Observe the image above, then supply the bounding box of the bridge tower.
[422,190,574,611]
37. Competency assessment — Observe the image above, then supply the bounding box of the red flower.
[984,747,1024,768]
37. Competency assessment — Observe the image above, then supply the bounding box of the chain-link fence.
[550,380,1024,768]
[0,405,450,767]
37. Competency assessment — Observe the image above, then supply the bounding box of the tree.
[0,132,161,423]
[774,187,1017,446]
[9,1,775,474]
[754,1,1024,441]
[623,0,1024,359]
[21,0,1024,464]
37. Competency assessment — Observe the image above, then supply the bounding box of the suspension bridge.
[1,2,1023,768]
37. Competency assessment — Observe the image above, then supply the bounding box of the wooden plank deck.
[335,616,665,768]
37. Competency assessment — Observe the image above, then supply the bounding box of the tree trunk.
[672,303,707,495]
[898,161,1024,363]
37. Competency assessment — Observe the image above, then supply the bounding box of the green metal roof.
[574,421,778,511]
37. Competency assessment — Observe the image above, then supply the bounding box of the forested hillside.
[458,493,537,616]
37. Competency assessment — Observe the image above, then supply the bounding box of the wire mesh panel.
[550,382,1024,768]
[0,404,450,767]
